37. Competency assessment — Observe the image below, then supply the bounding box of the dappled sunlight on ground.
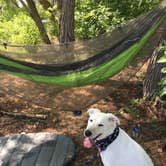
[0,76,165,165]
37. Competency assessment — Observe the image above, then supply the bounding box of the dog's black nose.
[85,130,92,137]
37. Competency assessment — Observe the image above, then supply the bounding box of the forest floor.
[0,74,166,166]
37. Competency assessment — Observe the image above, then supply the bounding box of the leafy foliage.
[0,12,41,44]
[75,0,161,39]
[75,0,123,39]
[38,4,59,37]
[0,0,19,21]
[158,41,166,98]
[0,0,162,43]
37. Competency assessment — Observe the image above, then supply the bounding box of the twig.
[0,120,17,127]
[0,110,48,121]
[154,96,166,107]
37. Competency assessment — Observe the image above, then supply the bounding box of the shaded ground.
[0,74,166,166]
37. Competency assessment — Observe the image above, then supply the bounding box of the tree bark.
[143,38,166,100]
[26,0,51,44]
[57,0,75,43]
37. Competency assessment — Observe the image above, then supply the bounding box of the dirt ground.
[0,74,166,166]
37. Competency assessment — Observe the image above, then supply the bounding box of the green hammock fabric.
[0,2,165,87]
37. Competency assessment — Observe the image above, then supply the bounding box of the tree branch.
[38,0,52,10]
[19,0,30,13]
[0,110,48,121]
[11,0,20,8]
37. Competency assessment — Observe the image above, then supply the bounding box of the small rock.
[20,132,26,134]
[73,110,82,116]
[157,148,162,153]
[163,145,166,152]
[121,113,133,121]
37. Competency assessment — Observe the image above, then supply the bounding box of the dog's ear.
[87,108,101,116]
[107,113,120,125]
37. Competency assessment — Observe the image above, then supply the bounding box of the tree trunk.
[57,0,75,43]
[26,0,51,44]
[143,38,166,100]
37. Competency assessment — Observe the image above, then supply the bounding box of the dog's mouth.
[92,133,102,141]
[83,133,102,148]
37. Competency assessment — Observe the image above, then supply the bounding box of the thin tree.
[19,0,51,44]
[57,0,75,43]
[13,0,51,44]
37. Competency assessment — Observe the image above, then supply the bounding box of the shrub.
[75,0,161,39]
[0,0,162,43]
[0,12,41,44]
[158,41,166,98]
[75,0,124,39]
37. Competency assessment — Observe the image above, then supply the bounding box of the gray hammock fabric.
[0,1,165,87]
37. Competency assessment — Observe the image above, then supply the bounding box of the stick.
[0,110,48,121]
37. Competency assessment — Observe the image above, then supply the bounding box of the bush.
[0,12,41,44]
[75,0,124,39]
[75,0,161,39]
[0,0,162,43]
[158,41,166,98]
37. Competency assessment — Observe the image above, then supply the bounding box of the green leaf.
[160,87,166,98]
[158,55,166,63]
[160,76,166,85]
[161,67,166,73]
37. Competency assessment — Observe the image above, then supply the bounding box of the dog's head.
[84,108,120,141]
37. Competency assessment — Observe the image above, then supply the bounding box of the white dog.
[84,108,154,166]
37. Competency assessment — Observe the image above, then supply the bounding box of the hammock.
[0,1,165,87]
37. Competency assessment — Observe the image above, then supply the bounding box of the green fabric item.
[0,15,165,87]
[0,57,35,71]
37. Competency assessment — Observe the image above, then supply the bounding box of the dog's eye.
[98,124,104,127]
[90,119,93,122]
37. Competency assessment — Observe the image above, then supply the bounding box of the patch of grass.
[131,98,144,106]
[121,105,142,118]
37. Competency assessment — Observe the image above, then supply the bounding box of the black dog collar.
[95,126,119,151]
